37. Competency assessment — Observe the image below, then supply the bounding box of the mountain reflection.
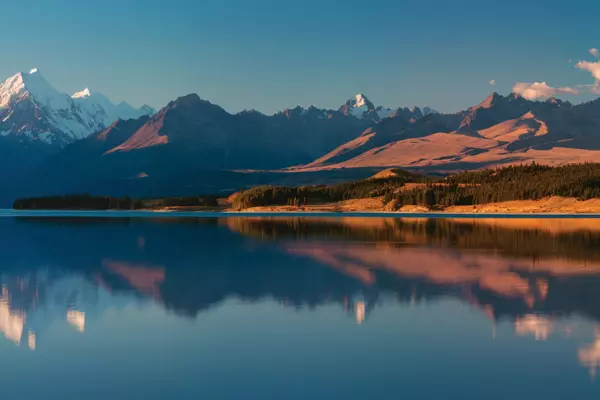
[1,215,600,376]
[0,286,27,346]
[226,217,600,318]
[0,272,95,350]
[579,330,600,378]
[514,315,554,340]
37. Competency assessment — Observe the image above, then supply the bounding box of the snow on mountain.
[71,87,150,131]
[375,106,394,120]
[0,69,153,145]
[0,68,71,111]
[118,102,155,118]
[72,87,92,99]
[339,93,377,119]
[422,106,438,116]
[337,93,437,122]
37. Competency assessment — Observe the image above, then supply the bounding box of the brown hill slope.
[292,93,600,172]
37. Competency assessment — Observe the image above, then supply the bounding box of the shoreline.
[6,196,600,218]
[3,209,600,219]
[228,195,600,214]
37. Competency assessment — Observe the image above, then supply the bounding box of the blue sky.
[2,0,600,113]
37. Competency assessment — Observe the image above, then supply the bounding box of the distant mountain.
[8,78,600,201]
[338,93,377,119]
[0,69,152,145]
[0,69,153,180]
[9,95,356,198]
[294,92,600,172]
[337,93,436,122]
[100,93,371,168]
[14,91,444,199]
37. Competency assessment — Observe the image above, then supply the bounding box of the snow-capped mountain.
[338,93,377,119]
[0,68,153,146]
[338,93,437,122]
[422,106,437,116]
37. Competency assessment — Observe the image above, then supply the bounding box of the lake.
[1,215,600,398]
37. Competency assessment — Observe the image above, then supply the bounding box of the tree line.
[233,163,600,210]
[392,163,600,208]
[13,194,219,210]
[232,170,430,209]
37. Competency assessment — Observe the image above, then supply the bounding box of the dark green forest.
[233,163,600,209]
[144,196,219,208]
[13,194,219,210]
[394,163,600,208]
[232,169,429,210]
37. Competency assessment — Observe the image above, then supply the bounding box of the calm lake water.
[2,215,600,399]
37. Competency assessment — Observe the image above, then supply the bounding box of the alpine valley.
[2,69,600,203]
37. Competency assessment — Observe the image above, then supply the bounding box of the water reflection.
[580,329,600,378]
[226,217,600,319]
[515,315,554,340]
[1,216,600,383]
[0,286,26,345]
[0,271,107,350]
[67,309,85,332]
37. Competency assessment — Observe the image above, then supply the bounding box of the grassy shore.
[225,196,600,214]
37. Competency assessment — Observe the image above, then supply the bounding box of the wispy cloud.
[575,49,600,94]
[575,55,600,96]
[584,83,600,94]
[489,79,495,85]
[512,49,600,99]
[512,82,579,100]
[576,60,600,80]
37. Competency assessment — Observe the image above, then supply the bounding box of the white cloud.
[489,79,495,85]
[512,82,579,100]
[512,50,600,100]
[576,60,600,80]
[575,83,600,95]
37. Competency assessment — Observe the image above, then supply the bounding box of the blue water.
[1,216,599,398]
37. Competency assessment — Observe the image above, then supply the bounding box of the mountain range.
[0,69,153,180]
[295,93,600,172]
[2,69,600,201]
